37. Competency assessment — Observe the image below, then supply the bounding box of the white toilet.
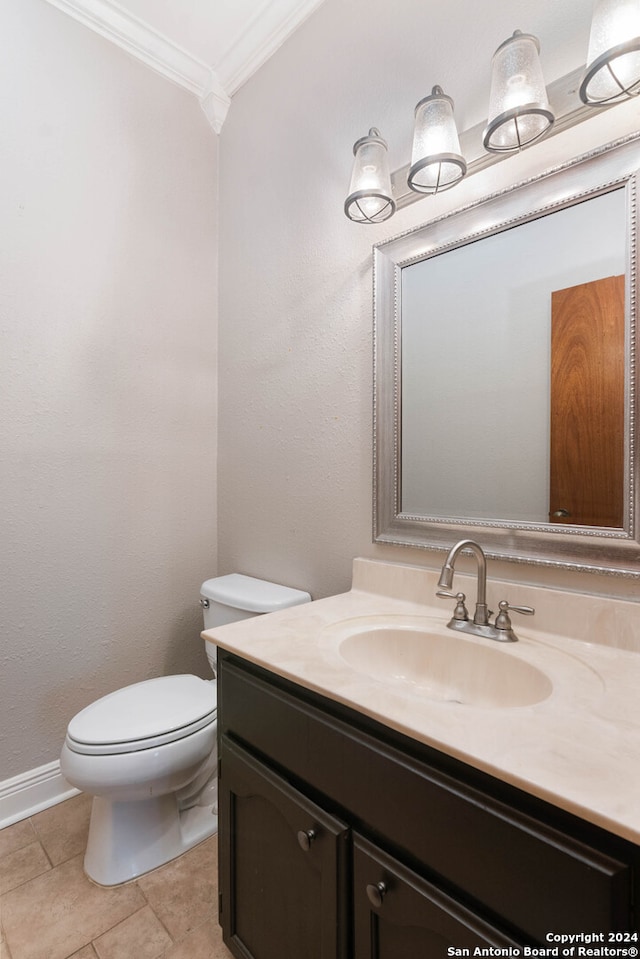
[60,574,311,886]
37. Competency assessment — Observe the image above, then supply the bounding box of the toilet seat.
[66,675,217,757]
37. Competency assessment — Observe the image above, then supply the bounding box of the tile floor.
[0,794,234,959]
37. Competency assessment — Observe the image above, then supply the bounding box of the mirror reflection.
[374,136,640,575]
[400,188,627,528]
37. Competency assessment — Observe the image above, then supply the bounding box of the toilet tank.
[200,574,311,674]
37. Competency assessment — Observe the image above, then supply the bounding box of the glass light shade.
[344,128,396,224]
[483,30,554,153]
[580,0,640,104]
[408,86,467,195]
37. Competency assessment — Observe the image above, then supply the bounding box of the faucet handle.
[499,600,535,616]
[436,591,469,621]
[495,600,535,630]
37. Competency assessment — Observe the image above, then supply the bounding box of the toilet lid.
[67,675,217,749]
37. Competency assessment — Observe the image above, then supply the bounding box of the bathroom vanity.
[218,651,638,957]
[205,559,640,957]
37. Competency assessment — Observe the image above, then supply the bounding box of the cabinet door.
[219,735,349,959]
[353,835,521,959]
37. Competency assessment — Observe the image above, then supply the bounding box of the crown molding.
[211,0,326,95]
[42,0,231,132]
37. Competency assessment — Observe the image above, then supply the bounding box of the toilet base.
[85,793,218,886]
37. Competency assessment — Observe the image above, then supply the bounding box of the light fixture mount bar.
[391,64,606,211]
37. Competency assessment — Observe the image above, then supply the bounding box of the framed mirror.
[373,133,640,576]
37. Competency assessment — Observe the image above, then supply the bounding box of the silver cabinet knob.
[366,881,387,908]
[297,829,316,852]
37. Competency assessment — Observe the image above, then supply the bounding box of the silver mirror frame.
[373,133,640,577]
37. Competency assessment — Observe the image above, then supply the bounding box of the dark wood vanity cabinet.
[217,652,639,959]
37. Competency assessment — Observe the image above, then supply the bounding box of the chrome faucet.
[436,539,534,642]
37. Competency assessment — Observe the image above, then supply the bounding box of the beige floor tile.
[161,919,233,959]
[0,842,51,896]
[69,947,98,958]
[31,794,91,867]
[93,905,172,959]
[0,854,145,959]
[137,838,217,941]
[0,821,36,862]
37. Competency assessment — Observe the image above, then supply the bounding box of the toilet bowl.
[60,574,311,886]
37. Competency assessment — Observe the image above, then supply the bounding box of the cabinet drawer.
[219,655,632,941]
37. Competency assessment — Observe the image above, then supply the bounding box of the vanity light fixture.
[344,19,639,224]
[483,30,555,153]
[344,128,396,224]
[580,0,640,104]
[344,29,555,223]
[408,86,467,194]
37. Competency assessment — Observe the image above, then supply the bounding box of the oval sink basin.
[339,626,553,708]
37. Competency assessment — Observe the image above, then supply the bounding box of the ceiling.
[43,0,327,132]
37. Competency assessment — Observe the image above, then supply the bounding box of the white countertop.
[203,558,640,844]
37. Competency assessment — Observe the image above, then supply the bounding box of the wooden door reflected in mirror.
[550,275,625,528]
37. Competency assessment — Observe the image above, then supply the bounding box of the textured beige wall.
[217,0,640,604]
[0,0,218,779]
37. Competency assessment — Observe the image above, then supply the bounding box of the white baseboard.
[0,761,80,830]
